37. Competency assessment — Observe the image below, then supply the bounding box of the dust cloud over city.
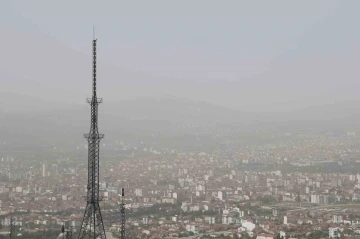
[1,1,360,239]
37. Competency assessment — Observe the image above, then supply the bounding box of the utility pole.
[63,223,73,239]
[62,224,65,239]
[9,217,13,239]
[66,226,73,239]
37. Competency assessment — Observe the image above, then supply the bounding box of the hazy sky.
[1,0,360,112]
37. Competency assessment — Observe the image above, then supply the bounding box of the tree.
[258,195,277,204]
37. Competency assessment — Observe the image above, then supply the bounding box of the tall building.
[329,228,340,239]
[218,191,227,201]
[52,164,59,176]
[42,164,46,178]
[333,215,343,224]
[319,195,330,205]
[135,188,143,197]
[272,209,278,217]
[311,194,319,204]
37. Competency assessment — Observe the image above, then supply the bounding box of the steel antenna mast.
[78,30,106,239]
[120,188,126,239]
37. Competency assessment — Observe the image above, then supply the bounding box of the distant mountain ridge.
[1,93,360,149]
[1,92,360,128]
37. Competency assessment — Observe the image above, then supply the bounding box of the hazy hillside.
[1,93,360,149]
[2,93,360,130]
[0,94,243,147]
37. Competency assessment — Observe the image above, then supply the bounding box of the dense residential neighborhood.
[1,134,360,238]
